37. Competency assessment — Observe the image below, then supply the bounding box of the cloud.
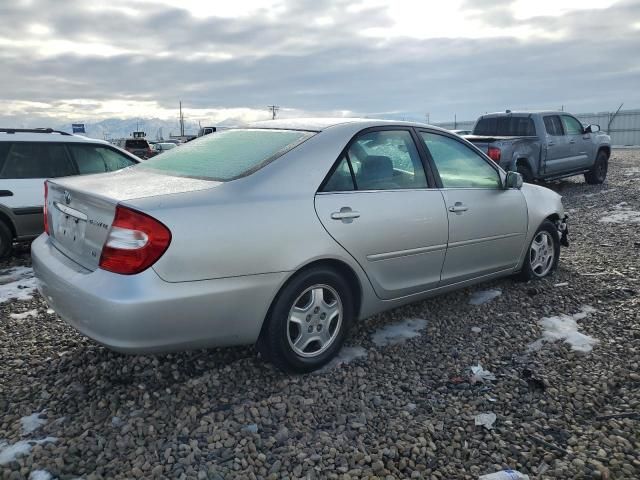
[1,0,639,129]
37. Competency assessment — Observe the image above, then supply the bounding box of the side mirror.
[584,124,600,133]
[505,171,523,189]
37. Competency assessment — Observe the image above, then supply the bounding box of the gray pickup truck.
[465,111,611,184]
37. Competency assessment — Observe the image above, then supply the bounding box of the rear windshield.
[137,129,314,181]
[473,116,536,136]
[125,139,149,148]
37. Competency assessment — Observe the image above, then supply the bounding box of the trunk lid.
[46,167,218,270]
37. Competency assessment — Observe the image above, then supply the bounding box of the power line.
[267,105,280,120]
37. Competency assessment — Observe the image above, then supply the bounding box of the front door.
[561,114,592,170]
[542,115,572,175]
[315,128,448,300]
[418,131,528,284]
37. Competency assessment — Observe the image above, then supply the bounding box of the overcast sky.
[1,0,639,126]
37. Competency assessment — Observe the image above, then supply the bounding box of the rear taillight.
[99,205,171,275]
[487,147,501,163]
[43,181,49,235]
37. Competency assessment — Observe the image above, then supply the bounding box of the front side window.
[420,132,501,189]
[138,129,314,181]
[561,115,583,135]
[543,115,564,136]
[0,142,74,179]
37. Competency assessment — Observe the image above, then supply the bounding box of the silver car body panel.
[32,119,565,353]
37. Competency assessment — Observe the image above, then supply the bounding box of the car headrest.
[360,155,393,180]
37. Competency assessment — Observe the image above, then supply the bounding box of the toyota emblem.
[64,190,71,205]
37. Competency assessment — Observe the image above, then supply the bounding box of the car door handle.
[0,190,13,197]
[448,202,469,213]
[569,139,576,144]
[548,142,555,147]
[331,207,360,222]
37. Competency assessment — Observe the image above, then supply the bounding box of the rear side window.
[473,116,536,136]
[0,142,75,178]
[68,144,137,174]
[321,130,428,192]
[138,129,314,181]
[544,116,564,136]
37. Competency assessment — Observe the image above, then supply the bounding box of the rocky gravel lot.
[1,149,639,480]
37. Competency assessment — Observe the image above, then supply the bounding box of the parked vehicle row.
[0,128,139,258]
[32,119,568,372]
[463,111,611,184]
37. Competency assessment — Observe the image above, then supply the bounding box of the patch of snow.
[581,189,612,198]
[0,437,57,465]
[315,346,367,373]
[528,306,598,353]
[471,326,482,333]
[0,267,37,303]
[600,202,640,224]
[469,289,502,305]
[20,412,46,435]
[10,309,39,321]
[554,282,569,287]
[371,318,427,347]
[470,364,496,383]
[475,412,497,430]
[29,470,53,480]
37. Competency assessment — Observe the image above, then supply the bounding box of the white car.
[153,142,177,153]
[0,128,139,258]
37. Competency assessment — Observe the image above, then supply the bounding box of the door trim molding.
[448,232,522,249]
[367,244,447,262]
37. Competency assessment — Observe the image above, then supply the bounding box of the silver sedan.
[32,119,568,372]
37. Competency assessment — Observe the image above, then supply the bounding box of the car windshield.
[136,128,315,181]
[473,116,536,136]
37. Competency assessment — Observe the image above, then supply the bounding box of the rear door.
[542,115,572,175]
[0,141,76,237]
[315,128,448,300]
[561,115,592,169]
[418,131,528,284]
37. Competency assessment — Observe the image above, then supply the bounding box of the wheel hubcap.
[287,284,342,358]
[529,231,555,277]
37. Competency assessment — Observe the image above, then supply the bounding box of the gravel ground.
[1,149,639,480]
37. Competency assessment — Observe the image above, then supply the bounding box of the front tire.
[517,164,534,183]
[585,150,608,184]
[0,220,13,259]
[519,220,560,281]
[261,267,354,373]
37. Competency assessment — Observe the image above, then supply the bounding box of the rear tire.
[585,150,608,184]
[519,220,560,281]
[0,220,13,259]
[261,267,354,373]
[517,164,534,183]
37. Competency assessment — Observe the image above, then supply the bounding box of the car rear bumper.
[31,234,286,353]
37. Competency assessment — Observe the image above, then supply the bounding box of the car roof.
[0,130,110,144]
[479,111,565,118]
[246,117,448,132]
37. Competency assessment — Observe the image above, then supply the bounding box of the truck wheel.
[0,220,13,259]
[585,150,608,184]
[518,220,560,281]
[517,164,534,183]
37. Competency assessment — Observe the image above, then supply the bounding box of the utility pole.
[454,114,457,129]
[425,113,430,124]
[179,101,185,137]
[267,105,280,120]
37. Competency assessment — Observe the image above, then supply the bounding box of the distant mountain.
[54,117,221,141]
